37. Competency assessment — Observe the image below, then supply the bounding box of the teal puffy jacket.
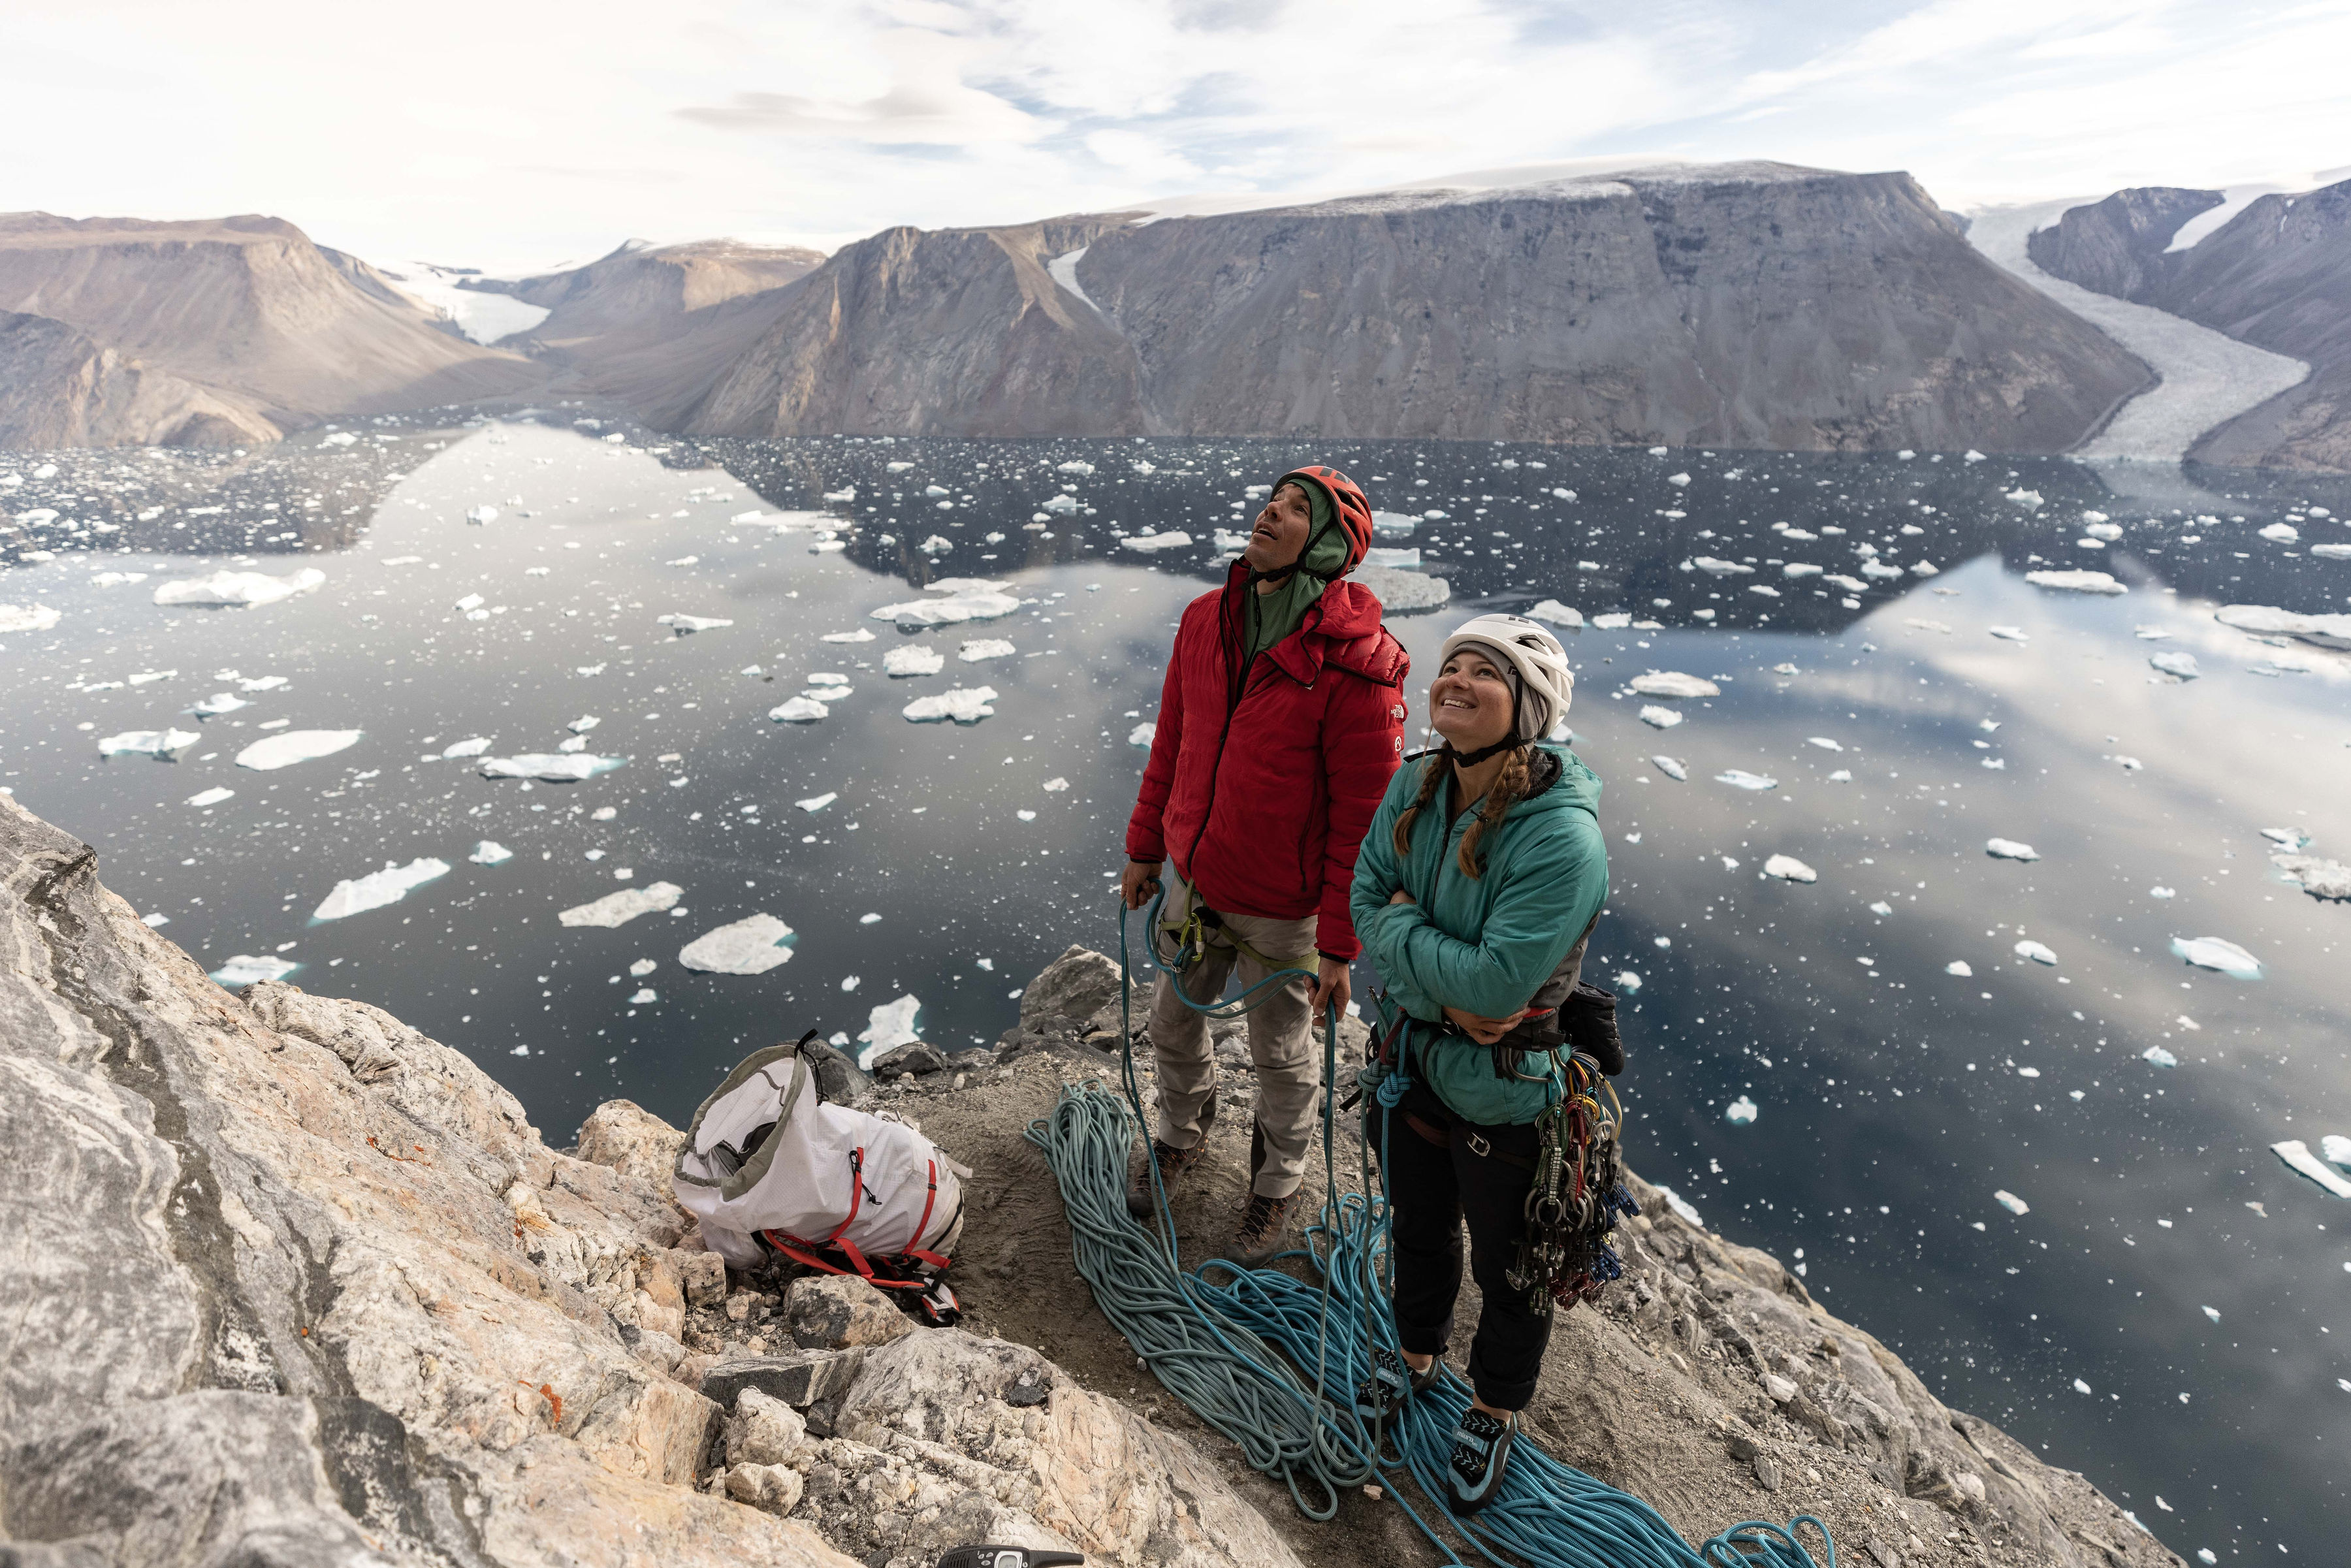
[1350,743,1609,1126]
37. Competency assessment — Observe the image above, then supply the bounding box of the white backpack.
[673,1042,965,1309]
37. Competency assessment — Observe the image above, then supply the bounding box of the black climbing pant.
[1370,1089,1550,1412]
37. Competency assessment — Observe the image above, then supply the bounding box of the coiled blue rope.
[1019,901,1835,1568]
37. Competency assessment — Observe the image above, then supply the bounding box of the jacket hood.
[1273,464,1375,575]
[1519,742,1603,820]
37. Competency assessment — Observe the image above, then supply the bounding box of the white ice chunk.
[822,628,878,643]
[477,753,626,781]
[313,857,451,921]
[2311,543,2351,560]
[1615,970,1642,993]
[1692,557,1754,577]
[795,792,838,813]
[2170,935,2262,980]
[2322,1134,2351,1172]
[470,840,513,865]
[1986,839,2039,862]
[2143,1045,2178,1067]
[1129,722,1157,749]
[628,988,657,1004]
[769,697,828,722]
[2259,522,2299,543]
[1630,672,1718,699]
[2271,1140,2351,1199]
[1042,777,1070,792]
[884,645,947,677]
[657,614,733,633]
[2149,651,2200,680]
[186,786,236,807]
[855,993,924,1069]
[1362,547,1420,569]
[1352,565,1450,611]
[440,737,495,759]
[455,593,485,613]
[2214,603,2351,650]
[871,591,1021,628]
[99,728,201,760]
[568,715,601,733]
[1121,531,1194,552]
[212,954,298,988]
[1806,737,1843,752]
[559,882,684,927]
[152,568,325,607]
[2013,939,2058,966]
[187,692,249,716]
[1370,510,1420,537]
[1716,769,1777,792]
[1650,756,1687,781]
[1725,1096,1758,1125]
[466,505,500,524]
[1945,961,1974,977]
[679,913,796,975]
[2024,569,2126,595]
[0,603,62,633]
[1637,705,1684,729]
[1527,600,1583,628]
[1994,1190,2030,1216]
[903,686,998,724]
[958,638,1016,662]
[237,729,362,771]
[1591,612,1631,629]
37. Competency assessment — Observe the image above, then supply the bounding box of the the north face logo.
[1390,703,1407,720]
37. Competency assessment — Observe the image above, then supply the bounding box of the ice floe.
[1631,672,1718,699]
[959,638,1017,662]
[1650,756,1687,781]
[884,645,946,677]
[0,603,61,633]
[1988,626,2029,643]
[187,692,249,717]
[769,697,828,722]
[679,914,796,975]
[314,857,451,921]
[2013,940,2058,966]
[1725,1096,1758,1126]
[2149,651,2200,679]
[1763,855,1816,883]
[1716,769,1777,792]
[1945,961,1974,977]
[1352,564,1450,611]
[2214,603,2351,650]
[99,728,201,760]
[2170,935,2262,980]
[1363,547,1420,569]
[153,568,326,607]
[1129,722,1157,749]
[470,840,513,865]
[903,686,997,724]
[2024,570,2126,595]
[2270,1141,2351,1199]
[2143,1046,2178,1068]
[1994,1190,2030,1216]
[1692,557,1753,577]
[795,792,837,813]
[657,614,733,633]
[822,628,876,643]
[1527,600,1583,628]
[212,954,298,988]
[1805,737,1842,752]
[856,993,924,1069]
[2272,854,2351,901]
[477,753,626,781]
[237,729,362,771]
[559,882,683,927]
[1985,839,2039,862]
[1638,705,1683,729]
[1120,531,1194,552]
[186,786,235,807]
[871,589,1021,629]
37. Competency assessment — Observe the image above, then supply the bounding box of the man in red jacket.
[1119,463,1407,1262]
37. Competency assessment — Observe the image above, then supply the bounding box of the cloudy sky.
[4,0,2344,272]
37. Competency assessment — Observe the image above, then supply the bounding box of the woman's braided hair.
[1392,743,1533,879]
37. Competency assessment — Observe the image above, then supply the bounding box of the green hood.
[1245,475,1349,658]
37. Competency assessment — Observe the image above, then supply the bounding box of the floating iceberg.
[628,988,658,1005]
[1650,756,1687,781]
[99,728,201,761]
[1945,961,1974,977]
[2273,854,2351,901]
[2143,1045,2178,1068]
[884,645,946,677]
[1988,626,2029,643]
[2270,1141,2351,1199]
[2013,940,2058,966]
[855,993,923,1069]
[187,787,235,807]
[441,737,494,758]
[679,914,796,976]
[470,840,513,865]
[559,882,683,928]
[1763,855,1816,883]
[1527,600,1582,628]
[2170,935,2262,980]
[1716,770,1778,792]
[314,857,451,921]
[187,692,249,717]
[1120,531,1194,552]
[822,628,876,643]
[1631,672,1719,699]
[2323,1134,2351,1172]
[903,686,997,724]
[1725,1096,1758,1126]
[958,638,1016,662]
[2214,603,2351,650]
[657,613,733,633]
[1369,510,1419,537]
[211,954,298,989]
[872,590,1021,629]
[2258,522,2299,543]
[477,753,626,781]
[1986,839,2039,862]
[2024,569,2126,595]
[1806,737,1842,752]
[153,568,325,607]
[0,603,61,633]
[1129,722,1157,749]
[1994,1190,2030,1216]
[1691,557,1753,577]
[1637,705,1683,729]
[1353,564,1450,611]
[795,792,837,813]
[768,697,828,723]
[1591,613,1631,630]
[1362,547,1420,569]
[237,729,362,771]
[2149,651,2200,680]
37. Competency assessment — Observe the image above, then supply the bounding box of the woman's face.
[1243,482,1313,573]
[1429,648,1514,752]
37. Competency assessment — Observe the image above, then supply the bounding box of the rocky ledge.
[1,793,2177,1568]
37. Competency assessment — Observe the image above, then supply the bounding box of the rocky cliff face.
[0,309,281,447]
[682,163,2150,453]
[2023,189,2224,300]
[0,213,538,448]
[2029,179,2351,471]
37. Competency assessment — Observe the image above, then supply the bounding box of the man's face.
[1243,482,1314,573]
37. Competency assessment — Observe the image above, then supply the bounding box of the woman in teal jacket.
[1347,613,1608,1512]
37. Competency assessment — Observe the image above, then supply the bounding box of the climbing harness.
[1019,904,1839,1568]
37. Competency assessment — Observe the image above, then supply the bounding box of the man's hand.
[1308,955,1352,1017]
[1386,888,1415,906]
[1119,859,1164,911]
[1443,1004,1530,1046]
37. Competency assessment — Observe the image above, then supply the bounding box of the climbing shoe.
[1445,1407,1517,1514]
[1218,1191,1297,1266]
[1352,1346,1441,1424]
[1126,1138,1206,1219]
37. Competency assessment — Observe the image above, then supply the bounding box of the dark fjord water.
[3,421,2346,1560]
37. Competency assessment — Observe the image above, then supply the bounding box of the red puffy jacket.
[1125,564,1409,961]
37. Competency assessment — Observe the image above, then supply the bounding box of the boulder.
[726,1388,817,1467]
[1017,944,1129,1034]
[725,1461,806,1516]
[788,1274,916,1350]
[702,1349,867,1411]
[798,1034,874,1106]
[871,1041,950,1076]
[577,1098,686,1187]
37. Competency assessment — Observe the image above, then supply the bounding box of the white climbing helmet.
[1438,613,1575,743]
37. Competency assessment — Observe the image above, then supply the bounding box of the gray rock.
[725,1388,815,1467]
[869,1041,948,1077]
[797,1034,874,1106]
[575,1096,687,1187]
[787,1274,916,1350]
[1753,1453,1782,1492]
[702,1349,867,1411]
[1017,944,1130,1034]
[724,1460,805,1517]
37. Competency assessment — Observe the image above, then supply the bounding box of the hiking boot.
[1352,1345,1442,1424]
[1126,1138,1206,1219]
[1445,1407,1517,1514]
[1218,1190,1298,1266]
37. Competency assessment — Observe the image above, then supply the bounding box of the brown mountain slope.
[0,212,539,446]
[681,163,2149,451]
[0,310,280,447]
[2023,187,2223,300]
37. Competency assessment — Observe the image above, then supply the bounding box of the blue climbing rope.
[1021,901,1836,1568]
